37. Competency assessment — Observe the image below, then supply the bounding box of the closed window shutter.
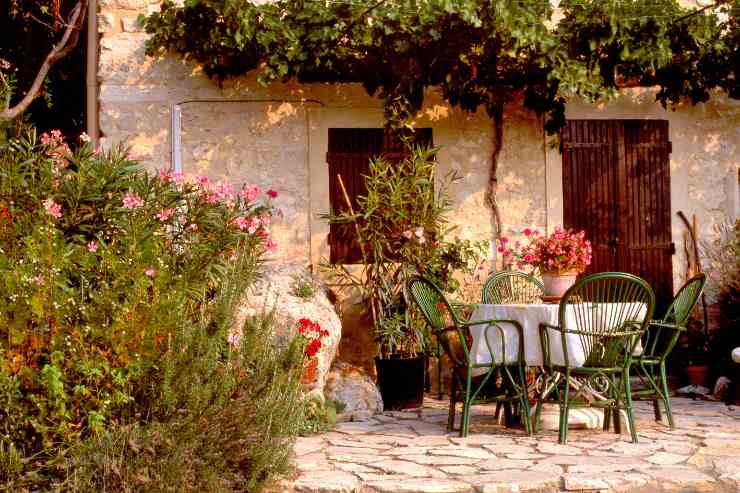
[327,128,433,264]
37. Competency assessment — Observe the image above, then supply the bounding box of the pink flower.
[87,241,98,253]
[93,147,103,156]
[156,208,175,222]
[42,198,62,219]
[144,268,156,278]
[228,332,241,347]
[79,132,91,143]
[523,228,532,237]
[215,183,234,202]
[240,185,260,202]
[189,223,198,231]
[196,175,211,186]
[500,236,509,244]
[414,226,424,238]
[122,192,144,209]
[402,229,413,239]
[266,189,278,199]
[30,274,45,285]
[266,238,278,252]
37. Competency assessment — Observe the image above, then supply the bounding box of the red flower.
[266,189,278,199]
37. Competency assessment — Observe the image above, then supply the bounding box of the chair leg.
[460,375,473,437]
[603,408,611,432]
[623,371,639,443]
[494,402,503,424]
[653,399,662,422]
[660,363,675,429]
[558,373,571,444]
[447,375,458,432]
[517,364,532,435]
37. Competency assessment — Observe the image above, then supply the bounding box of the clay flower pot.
[542,270,579,299]
[686,364,709,387]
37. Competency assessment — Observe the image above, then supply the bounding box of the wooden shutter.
[562,119,673,309]
[327,128,433,264]
[622,120,673,310]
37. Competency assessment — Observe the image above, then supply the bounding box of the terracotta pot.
[301,358,319,385]
[541,270,579,299]
[686,364,709,387]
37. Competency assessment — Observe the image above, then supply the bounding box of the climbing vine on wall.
[142,0,738,241]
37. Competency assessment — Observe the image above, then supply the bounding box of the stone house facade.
[97,1,739,365]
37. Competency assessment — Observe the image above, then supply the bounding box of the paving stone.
[327,453,383,464]
[537,442,583,456]
[541,455,648,473]
[402,454,481,466]
[333,461,377,474]
[645,451,687,465]
[504,452,546,460]
[327,438,391,450]
[599,472,652,493]
[363,477,474,493]
[294,437,327,456]
[292,470,361,492]
[429,447,497,460]
[328,446,390,455]
[440,465,479,475]
[468,469,560,493]
[372,459,447,478]
[450,434,515,446]
[644,466,716,488]
[563,473,610,491]
[477,458,535,470]
[661,441,696,455]
[382,446,432,456]
[481,444,534,455]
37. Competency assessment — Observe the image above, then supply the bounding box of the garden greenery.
[142,0,739,132]
[0,128,305,491]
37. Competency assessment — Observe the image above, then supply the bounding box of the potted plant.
[323,145,486,410]
[683,322,711,387]
[499,227,593,299]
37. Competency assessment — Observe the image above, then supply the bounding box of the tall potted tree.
[324,145,485,410]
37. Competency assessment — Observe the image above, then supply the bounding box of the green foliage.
[290,273,320,300]
[702,217,740,327]
[299,395,345,435]
[142,0,739,132]
[323,146,487,357]
[0,127,304,491]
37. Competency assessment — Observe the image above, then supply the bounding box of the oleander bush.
[0,128,305,491]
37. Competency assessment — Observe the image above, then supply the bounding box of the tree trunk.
[0,1,87,121]
[486,99,505,261]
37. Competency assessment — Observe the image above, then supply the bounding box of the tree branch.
[486,98,505,254]
[0,0,87,121]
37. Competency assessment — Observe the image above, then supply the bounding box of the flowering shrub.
[0,128,285,473]
[296,317,330,360]
[499,227,592,273]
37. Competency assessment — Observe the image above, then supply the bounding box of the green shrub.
[290,273,319,300]
[0,128,304,490]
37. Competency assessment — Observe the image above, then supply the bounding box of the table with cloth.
[468,303,647,368]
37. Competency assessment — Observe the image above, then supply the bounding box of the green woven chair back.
[558,272,655,368]
[482,271,544,304]
[663,274,706,325]
[407,276,470,368]
[642,273,706,360]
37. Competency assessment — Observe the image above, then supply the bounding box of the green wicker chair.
[406,276,532,437]
[535,272,655,443]
[482,271,545,305]
[632,274,706,428]
[482,271,544,422]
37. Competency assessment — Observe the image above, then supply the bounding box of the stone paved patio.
[283,397,740,492]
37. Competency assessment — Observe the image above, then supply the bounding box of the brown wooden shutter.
[326,128,433,264]
[562,119,673,309]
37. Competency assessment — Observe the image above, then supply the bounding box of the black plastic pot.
[375,354,425,411]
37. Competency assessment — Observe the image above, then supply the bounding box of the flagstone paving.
[281,397,740,493]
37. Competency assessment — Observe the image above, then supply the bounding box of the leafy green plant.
[323,146,487,358]
[290,273,319,300]
[142,0,739,132]
[299,396,345,435]
[702,217,739,325]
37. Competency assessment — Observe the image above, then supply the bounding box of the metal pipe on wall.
[85,0,98,145]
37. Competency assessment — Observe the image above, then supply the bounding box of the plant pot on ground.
[375,354,425,410]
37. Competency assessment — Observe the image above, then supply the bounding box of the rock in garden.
[232,264,341,396]
[325,361,383,420]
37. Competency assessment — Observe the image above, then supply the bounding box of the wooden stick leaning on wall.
[677,210,709,334]
[336,174,378,329]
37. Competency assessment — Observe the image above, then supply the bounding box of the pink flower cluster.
[402,226,426,244]
[122,192,144,209]
[42,198,62,219]
[156,208,175,222]
[40,129,71,174]
[499,227,592,273]
[157,169,185,184]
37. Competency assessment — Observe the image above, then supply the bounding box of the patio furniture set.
[406,271,707,444]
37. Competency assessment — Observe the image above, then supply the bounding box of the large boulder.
[232,264,341,397]
[325,362,383,421]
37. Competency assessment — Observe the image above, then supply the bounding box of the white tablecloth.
[468,303,647,368]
